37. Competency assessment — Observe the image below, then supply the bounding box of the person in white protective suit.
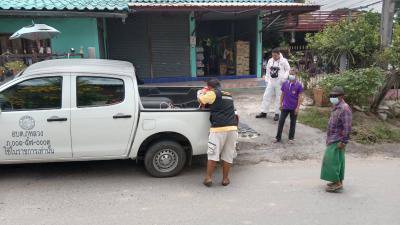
[255,48,290,121]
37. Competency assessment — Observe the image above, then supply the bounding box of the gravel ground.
[232,88,400,164]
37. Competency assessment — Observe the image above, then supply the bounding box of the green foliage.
[288,51,304,67]
[306,12,380,69]
[318,67,385,107]
[4,61,27,72]
[297,71,311,90]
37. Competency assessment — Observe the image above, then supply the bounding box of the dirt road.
[0,157,399,225]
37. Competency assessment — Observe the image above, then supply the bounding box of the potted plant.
[4,61,27,76]
[313,85,327,107]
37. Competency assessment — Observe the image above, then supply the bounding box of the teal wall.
[256,13,263,78]
[0,17,100,58]
[189,12,196,78]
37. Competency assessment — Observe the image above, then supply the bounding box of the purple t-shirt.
[281,80,303,110]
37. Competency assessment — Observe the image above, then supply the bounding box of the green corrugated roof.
[0,0,129,11]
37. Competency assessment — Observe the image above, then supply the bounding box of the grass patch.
[352,119,400,144]
[298,107,330,131]
[299,107,400,144]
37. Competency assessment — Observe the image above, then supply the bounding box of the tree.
[306,12,381,70]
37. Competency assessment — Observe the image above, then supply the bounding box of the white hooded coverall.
[260,55,290,114]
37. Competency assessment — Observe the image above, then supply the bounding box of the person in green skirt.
[321,86,352,192]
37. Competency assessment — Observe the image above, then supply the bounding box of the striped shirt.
[326,100,352,145]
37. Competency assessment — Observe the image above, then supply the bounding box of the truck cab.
[0,59,211,177]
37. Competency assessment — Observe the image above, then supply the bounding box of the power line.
[347,0,376,8]
[323,0,350,8]
[351,0,382,10]
[323,0,382,11]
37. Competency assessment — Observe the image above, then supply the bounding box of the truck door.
[70,75,135,157]
[0,75,72,160]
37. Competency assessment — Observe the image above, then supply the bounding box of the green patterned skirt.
[320,142,345,182]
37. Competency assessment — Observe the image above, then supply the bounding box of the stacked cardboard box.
[235,41,250,75]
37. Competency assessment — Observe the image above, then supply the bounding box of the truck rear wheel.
[144,141,186,177]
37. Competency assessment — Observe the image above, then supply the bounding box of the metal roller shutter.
[106,14,151,78]
[150,12,191,78]
[106,12,190,79]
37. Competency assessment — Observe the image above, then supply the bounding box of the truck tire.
[144,141,187,177]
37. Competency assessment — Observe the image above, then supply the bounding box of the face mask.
[330,97,339,105]
[288,75,296,81]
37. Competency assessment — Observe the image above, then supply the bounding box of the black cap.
[330,86,345,96]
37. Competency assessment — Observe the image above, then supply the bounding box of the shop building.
[107,1,318,82]
[0,0,319,82]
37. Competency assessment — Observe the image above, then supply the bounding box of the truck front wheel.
[144,141,187,177]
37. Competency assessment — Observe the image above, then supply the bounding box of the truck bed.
[139,86,202,109]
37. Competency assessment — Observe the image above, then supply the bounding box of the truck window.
[77,76,124,107]
[0,77,62,112]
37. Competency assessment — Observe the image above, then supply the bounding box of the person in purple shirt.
[321,86,352,193]
[273,69,303,143]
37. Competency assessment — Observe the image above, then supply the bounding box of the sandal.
[327,182,335,187]
[222,179,230,186]
[326,184,343,193]
[327,181,343,187]
[203,179,212,187]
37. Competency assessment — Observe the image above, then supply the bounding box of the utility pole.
[380,0,396,48]
[371,0,398,111]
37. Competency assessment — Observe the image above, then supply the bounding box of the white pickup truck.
[0,59,212,177]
